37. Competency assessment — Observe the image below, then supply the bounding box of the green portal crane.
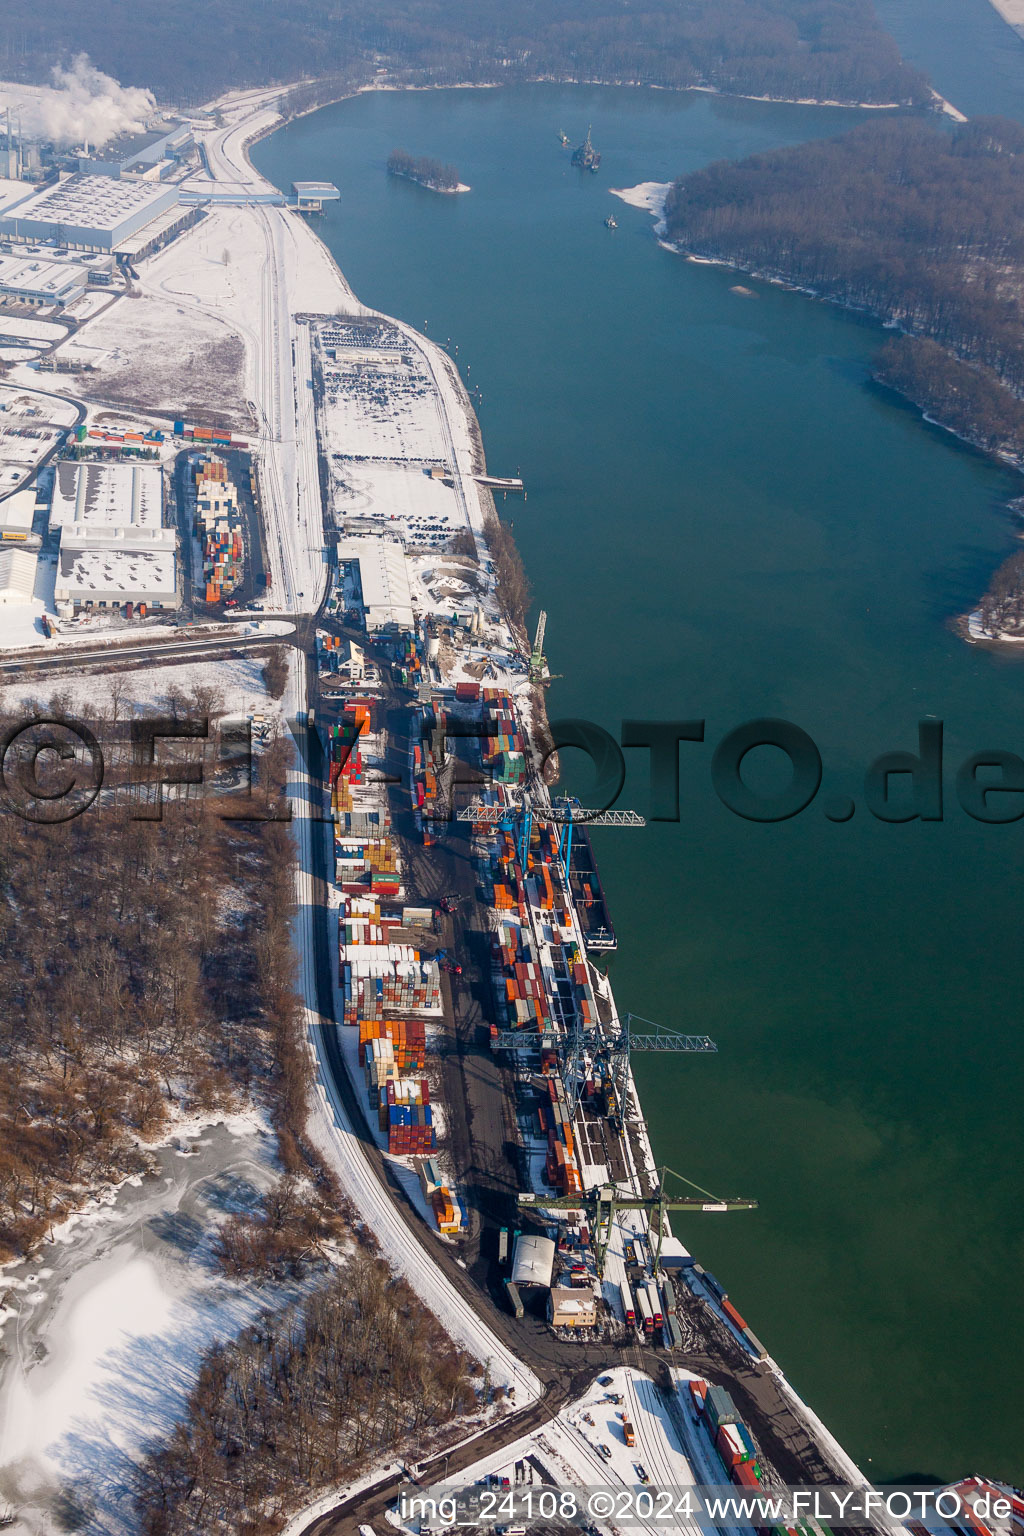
[517,1166,757,1275]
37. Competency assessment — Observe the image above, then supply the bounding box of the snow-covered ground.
[0,650,286,719]
[611,181,672,236]
[0,1114,301,1536]
[365,1366,722,1536]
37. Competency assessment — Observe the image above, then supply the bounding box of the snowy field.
[0,1115,307,1536]
[0,651,287,722]
[0,317,67,344]
[52,288,246,424]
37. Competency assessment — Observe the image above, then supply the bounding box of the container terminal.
[289,303,1010,1525]
[5,83,1017,1528]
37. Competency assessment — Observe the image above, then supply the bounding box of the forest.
[0,672,313,1262]
[387,149,461,190]
[136,1252,479,1535]
[663,117,1024,459]
[0,0,930,111]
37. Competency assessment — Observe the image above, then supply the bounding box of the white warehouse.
[336,534,414,631]
[49,460,178,614]
[50,460,163,528]
[0,174,180,252]
[54,526,178,614]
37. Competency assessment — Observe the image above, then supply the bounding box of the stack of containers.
[194,455,244,599]
[377,1076,430,1129]
[386,1100,434,1154]
[716,1422,758,1474]
[365,1035,398,1099]
[544,1076,581,1194]
[431,1185,460,1232]
[389,1019,426,1070]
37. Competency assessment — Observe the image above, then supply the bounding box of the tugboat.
[604,213,618,229]
[571,124,602,172]
[558,130,570,146]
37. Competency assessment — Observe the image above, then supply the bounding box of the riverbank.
[613,177,1024,646]
[987,0,1024,29]
[245,59,944,166]
[252,81,1024,1483]
[389,168,471,193]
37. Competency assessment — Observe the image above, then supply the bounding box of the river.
[254,79,1024,1485]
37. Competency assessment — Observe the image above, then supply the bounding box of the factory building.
[78,120,193,180]
[0,174,180,253]
[0,254,89,308]
[336,535,414,632]
[0,490,37,540]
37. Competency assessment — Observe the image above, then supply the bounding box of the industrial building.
[548,1287,598,1329]
[49,460,163,529]
[0,489,37,540]
[48,460,178,614]
[0,174,180,253]
[0,544,38,604]
[336,535,414,631]
[0,254,89,308]
[54,526,178,614]
[78,120,193,180]
[292,180,340,213]
[510,1234,556,1289]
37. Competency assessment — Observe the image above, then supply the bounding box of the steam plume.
[26,55,156,149]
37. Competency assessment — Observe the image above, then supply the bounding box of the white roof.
[50,460,163,529]
[0,490,36,531]
[550,1287,597,1318]
[56,525,176,600]
[511,1234,556,1288]
[0,545,37,602]
[0,254,89,297]
[1,173,176,234]
[336,535,414,630]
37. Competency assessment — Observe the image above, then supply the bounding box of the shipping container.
[704,1384,740,1432]
[722,1297,749,1332]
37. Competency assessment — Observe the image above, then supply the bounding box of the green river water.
[254,80,1024,1484]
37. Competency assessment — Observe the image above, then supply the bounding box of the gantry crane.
[518,1166,757,1275]
[569,1012,717,1122]
[458,794,644,875]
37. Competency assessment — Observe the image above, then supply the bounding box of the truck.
[619,1279,635,1327]
[645,1280,664,1329]
[498,1227,510,1266]
[636,1284,654,1334]
[622,1417,636,1448]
